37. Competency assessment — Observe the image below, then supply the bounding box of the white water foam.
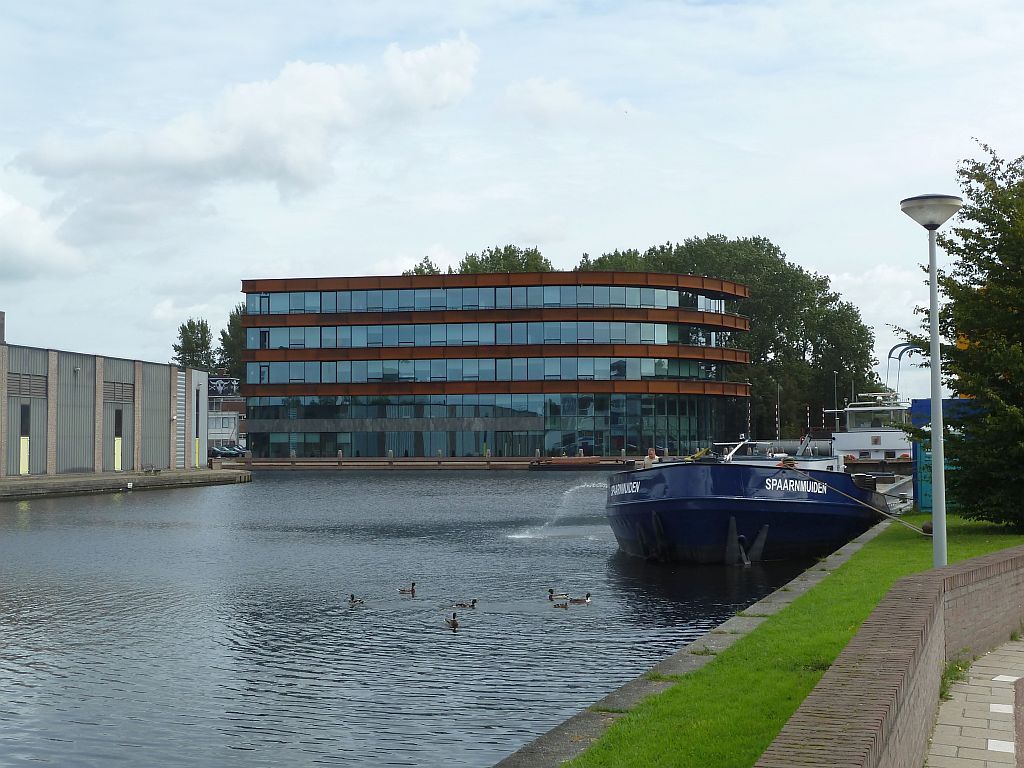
[508,481,608,540]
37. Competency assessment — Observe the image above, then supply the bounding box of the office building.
[241,272,750,458]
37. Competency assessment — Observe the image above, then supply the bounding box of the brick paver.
[926,639,1024,766]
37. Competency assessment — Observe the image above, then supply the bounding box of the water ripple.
[0,471,805,766]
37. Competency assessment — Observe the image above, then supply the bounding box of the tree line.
[172,306,245,380]
[405,239,878,439]
[177,144,1024,527]
[178,237,878,442]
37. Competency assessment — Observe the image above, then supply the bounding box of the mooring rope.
[779,464,930,537]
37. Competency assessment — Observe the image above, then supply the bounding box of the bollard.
[388,449,394,465]
[535,449,541,459]
[437,449,443,465]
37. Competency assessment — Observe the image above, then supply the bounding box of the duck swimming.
[398,582,416,595]
[348,594,365,606]
[454,599,477,609]
[548,589,569,601]
[569,592,592,605]
[553,601,568,609]
[445,612,459,631]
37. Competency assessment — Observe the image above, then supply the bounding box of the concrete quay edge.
[493,521,892,768]
[0,468,252,501]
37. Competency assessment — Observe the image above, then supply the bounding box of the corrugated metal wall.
[175,371,186,468]
[7,345,48,375]
[55,352,96,473]
[102,403,134,471]
[104,357,135,383]
[5,397,46,475]
[140,363,170,468]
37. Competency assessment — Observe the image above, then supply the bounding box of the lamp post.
[900,193,963,568]
[832,370,839,431]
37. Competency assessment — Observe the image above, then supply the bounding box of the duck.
[398,582,416,595]
[553,601,568,610]
[569,592,592,605]
[548,588,569,601]
[348,594,365,607]
[453,599,477,609]
[445,612,459,631]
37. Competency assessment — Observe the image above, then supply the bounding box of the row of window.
[247,392,712,420]
[245,285,728,315]
[250,426,716,459]
[246,393,740,457]
[243,397,741,456]
[246,322,734,350]
[246,357,724,385]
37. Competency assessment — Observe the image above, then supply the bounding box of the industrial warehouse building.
[241,272,751,458]
[0,312,208,476]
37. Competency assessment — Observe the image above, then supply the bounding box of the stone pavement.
[926,639,1024,767]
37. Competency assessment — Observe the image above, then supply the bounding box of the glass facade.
[242,273,749,458]
[246,322,733,349]
[246,357,726,384]
[245,393,746,459]
[246,286,729,316]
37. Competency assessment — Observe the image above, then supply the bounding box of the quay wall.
[756,544,1024,768]
[0,468,251,501]
[230,456,636,471]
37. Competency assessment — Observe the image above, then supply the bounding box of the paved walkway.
[926,639,1024,766]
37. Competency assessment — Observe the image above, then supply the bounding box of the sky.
[1,0,1021,400]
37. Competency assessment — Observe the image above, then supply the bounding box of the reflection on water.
[605,553,810,631]
[0,472,805,767]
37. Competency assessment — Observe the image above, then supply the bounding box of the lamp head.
[900,194,963,231]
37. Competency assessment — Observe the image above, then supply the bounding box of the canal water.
[0,471,807,767]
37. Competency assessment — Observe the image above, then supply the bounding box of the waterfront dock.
[226,456,634,471]
[0,467,251,501]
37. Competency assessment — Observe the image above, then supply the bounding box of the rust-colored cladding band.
[240,380,751,398]
[241,308,750,332]
[242,344,750,364]
[241,271,750,300]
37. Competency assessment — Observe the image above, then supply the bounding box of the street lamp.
[900,193,963,568]
[832,370,839,432]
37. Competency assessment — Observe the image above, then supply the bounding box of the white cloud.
[0,191,85,281]
[502,77,587,123]
[16,36,480,195]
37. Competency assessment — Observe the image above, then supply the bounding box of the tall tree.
[457,245,553,273]
[403,255,443,275]
[216,303,246,380]
[924,145,1024,526]
[577,236,879,438]
[173,318,215,371]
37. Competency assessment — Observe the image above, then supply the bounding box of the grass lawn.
[567,515,1024,768]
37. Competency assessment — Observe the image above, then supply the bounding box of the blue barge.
[605,444,887,564]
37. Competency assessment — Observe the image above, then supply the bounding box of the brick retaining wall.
[756,544,1024,767]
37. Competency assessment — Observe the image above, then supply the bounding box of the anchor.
[724,516,769,566]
